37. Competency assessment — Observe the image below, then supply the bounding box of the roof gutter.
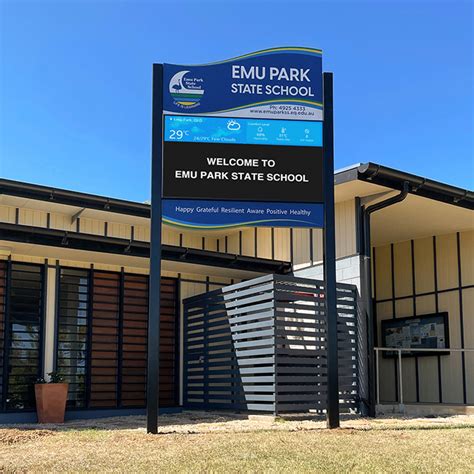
[357,163,474,210]
[0,178,151,218]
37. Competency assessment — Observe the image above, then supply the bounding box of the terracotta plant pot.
[35,383,68,423]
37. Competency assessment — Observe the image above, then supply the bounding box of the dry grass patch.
[0,428,55,446]
[0,420,473,472]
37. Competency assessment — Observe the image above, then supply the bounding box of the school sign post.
[148,47,338,433]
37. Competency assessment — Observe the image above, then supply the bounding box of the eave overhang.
[0,222,292,275]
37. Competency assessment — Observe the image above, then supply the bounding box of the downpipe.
[362,181,410,417]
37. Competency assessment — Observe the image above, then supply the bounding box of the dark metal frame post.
[323,72,339,429]
[147,63,164,434]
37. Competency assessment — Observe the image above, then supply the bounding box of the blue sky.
[1,0,472,202]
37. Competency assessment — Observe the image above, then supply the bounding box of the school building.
[0,161,472,422]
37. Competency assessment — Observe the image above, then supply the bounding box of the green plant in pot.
[34,371,68,424]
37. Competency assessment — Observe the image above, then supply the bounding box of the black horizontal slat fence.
[183,274,358,414]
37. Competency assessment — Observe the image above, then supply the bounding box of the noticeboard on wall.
[381,312,450,357]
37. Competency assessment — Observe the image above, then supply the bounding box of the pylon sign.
[148,48,340,434]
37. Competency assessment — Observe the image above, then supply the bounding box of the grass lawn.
[1,416,473,472]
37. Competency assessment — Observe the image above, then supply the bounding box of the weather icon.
[227,120,241,131]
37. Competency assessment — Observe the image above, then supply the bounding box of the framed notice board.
[381,312,450,357]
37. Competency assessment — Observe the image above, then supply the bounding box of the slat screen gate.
[183,274,358,414]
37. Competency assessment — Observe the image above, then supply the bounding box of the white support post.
[375,346,474,414]
[375,348,380,406]
[398,349,404,413]
[43,266,57,379]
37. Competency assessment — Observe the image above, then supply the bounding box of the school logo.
[169,70,204,109]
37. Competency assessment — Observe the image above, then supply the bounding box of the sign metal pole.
[147,63,164,434]
[322,72,340,429]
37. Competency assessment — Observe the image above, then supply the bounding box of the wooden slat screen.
[57,268,178,410]
[120,275,178,407]
[120,274,148,407]
[158,278,178,406]
[90,271,120,408]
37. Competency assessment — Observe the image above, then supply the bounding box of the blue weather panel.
[164,115,323,147]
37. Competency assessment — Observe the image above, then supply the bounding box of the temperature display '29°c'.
[167,129,189,140]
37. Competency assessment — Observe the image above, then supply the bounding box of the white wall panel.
[460,230,474,287]
[50,212,74,231]
[273,228,290,261]
[108,222,132,239]
[335,200,356,258]
[0,205,16,223]
[241,228,255,256]
[256,228,272,259]
[292,228,310,266]
[162,226,180,246]
[19,208,47,227]
[135,225,151,242]
[80,217,105,236]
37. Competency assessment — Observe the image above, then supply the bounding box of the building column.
[43,265,57,378]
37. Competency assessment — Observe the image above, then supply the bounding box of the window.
[1,263,44,411]
[56,268,90,409]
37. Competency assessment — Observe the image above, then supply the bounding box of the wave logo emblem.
[169,70,205,109]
